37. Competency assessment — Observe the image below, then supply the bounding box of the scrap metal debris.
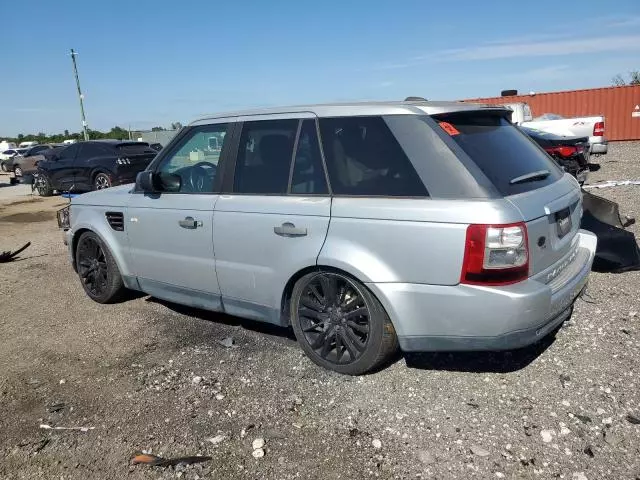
[131,452,212,467]
[626,413,640,425]
[217,337,238,348]
[47,402,66,413]
[583,180,640,189]
[39,424,94,432]
[0,242,31,263]
[581,190,640,273]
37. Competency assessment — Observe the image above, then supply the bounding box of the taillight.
[461,222,529,286]
[545,146,577,158]
[593,121,605,137]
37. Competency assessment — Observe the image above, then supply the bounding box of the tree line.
[612,70,640,86]
[4,123,183,144]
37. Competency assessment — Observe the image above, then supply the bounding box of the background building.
[134,129,179,146]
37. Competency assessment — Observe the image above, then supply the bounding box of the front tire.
[75,231,125,303]
[94,173,111,190]
[290,271,398,375]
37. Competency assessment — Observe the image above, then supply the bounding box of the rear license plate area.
[555,207,572,238]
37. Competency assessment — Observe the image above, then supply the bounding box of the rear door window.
[432,112,562,196]
[79,143,113,158]
[117,142,156,155]
[233,119,298,195]
[318,116,427,197]
[57,144,80,162]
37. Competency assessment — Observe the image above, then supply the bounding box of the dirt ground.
[0,145,639,480]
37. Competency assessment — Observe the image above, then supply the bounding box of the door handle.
[179,216,198,229]
[274,222,307,237]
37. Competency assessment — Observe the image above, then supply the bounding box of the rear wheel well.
[92,170,110,183]
[280,265,380,326]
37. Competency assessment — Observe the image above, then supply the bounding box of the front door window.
[155,124,231,193]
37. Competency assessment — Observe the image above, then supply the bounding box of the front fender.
[69,205,132,278]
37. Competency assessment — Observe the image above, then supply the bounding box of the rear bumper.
[368,230,597,352]
[589,139,608,155]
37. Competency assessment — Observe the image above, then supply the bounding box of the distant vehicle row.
[33,140,160,196]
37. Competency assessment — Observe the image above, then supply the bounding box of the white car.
[502,103,608,155]
[0,148,28,161]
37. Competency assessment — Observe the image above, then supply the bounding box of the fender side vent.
[106,211,124,231]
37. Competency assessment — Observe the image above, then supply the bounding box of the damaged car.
[58,101,597,374]
[521,126,600,185]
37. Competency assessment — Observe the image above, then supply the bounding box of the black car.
[35,140,158,196]
[521,127,599,185]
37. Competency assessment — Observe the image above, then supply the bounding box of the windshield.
[432,112,563,196]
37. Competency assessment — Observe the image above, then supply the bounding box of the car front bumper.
[368,230,597,352]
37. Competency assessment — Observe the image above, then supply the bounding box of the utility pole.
[70,49,89,141]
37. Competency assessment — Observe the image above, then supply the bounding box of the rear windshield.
[432,112,563,196]
[117,143,155,155]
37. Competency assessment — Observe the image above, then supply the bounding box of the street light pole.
[70,49,89,141]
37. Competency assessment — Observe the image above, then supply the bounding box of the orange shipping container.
[464,85,640,142]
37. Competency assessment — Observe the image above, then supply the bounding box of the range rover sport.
[57,101,597,375]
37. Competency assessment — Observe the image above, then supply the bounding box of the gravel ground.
[0,143,639,480]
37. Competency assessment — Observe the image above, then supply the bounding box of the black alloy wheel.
[75,231,125,303]
[94,173,111,190]
[77,235,108,297]
[35,173,53,196]
[291,271,397,375]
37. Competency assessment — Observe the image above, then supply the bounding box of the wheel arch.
[91,168,113,183]
[70,227,93,272]
[279,264,397,330]
[70,222,132,281]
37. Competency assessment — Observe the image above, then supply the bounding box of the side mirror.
[135,171,181,193]
[136,171,157,192]
[159,173,181,192]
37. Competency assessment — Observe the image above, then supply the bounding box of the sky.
[1,0,639,136]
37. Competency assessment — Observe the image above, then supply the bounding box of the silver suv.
[58,101,597,375]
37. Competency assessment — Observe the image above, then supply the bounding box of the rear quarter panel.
[319,197,524,286]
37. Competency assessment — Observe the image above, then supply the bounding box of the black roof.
[88,139,148,145]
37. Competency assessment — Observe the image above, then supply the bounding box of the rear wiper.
[509,169,551,185]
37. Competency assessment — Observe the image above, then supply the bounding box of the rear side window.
[318,116,427,197]
[432,113,562,196]
[28,145,48,155]
[233,119,298,195]
[117,143,155,155]
[80,144,113,158]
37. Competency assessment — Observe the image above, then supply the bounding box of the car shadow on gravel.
[144,296,554,374]
[403,333,556,373]
[145,297,297,345]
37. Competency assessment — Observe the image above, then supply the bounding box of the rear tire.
[94,173,111,190]
[35,173,53,197]
[0,162,7,172]
[290,271,398,375]
[75,231,126,303]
